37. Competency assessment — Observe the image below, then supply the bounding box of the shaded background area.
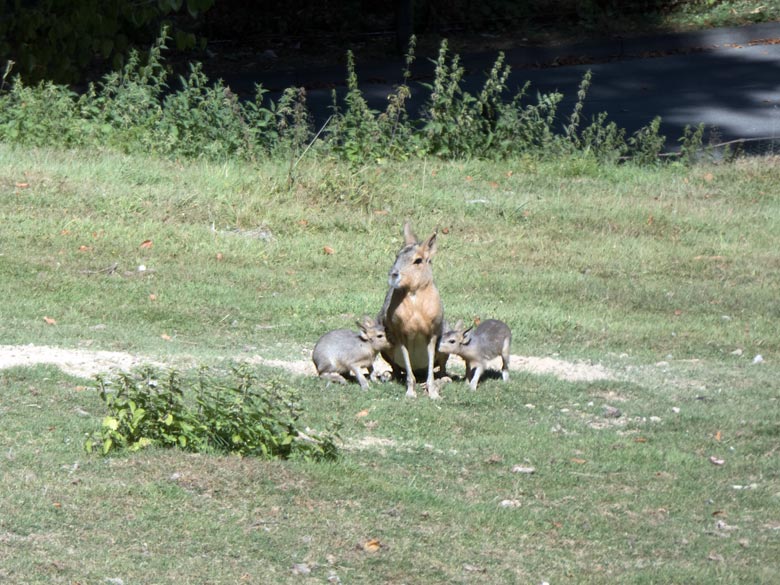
[2,1,780,151]
[2,0,778,84]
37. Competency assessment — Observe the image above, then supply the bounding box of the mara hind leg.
[319,372,348,386]
[501,337,511,382]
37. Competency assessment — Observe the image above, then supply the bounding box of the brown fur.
[379,222,448,398]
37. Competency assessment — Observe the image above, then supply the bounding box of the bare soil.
[0,344,614,383]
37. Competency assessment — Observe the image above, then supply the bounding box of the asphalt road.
[217,21,780,152]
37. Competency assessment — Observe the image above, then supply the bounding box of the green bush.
[85,365,339,461]
[0,29,691,166]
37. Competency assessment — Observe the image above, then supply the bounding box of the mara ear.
[356,321,370,341]
[453,320,464,331]
[462,327,474,344]
[421,231,437,259]
[403,222,417,245]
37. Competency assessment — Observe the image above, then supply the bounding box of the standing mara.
[379,222,448,399]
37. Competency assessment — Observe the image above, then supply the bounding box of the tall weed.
[0,28,697,167]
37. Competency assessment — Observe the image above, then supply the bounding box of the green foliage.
[627,116,666,165]
[579,112,628,163]
[678,122,706,165]
[85,365,339,461]
[156,64,257,159]
[0,0,213,84]
[0,29,690,166]
[326,40,419,164]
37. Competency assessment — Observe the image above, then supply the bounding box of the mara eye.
[413,257,423,265]
[377,333,384,338]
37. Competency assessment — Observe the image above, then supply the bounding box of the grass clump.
[86,365,339,461]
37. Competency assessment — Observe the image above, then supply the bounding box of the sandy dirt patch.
[0,344,615,383]
[0,344,165,378]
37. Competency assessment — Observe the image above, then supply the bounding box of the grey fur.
[438,319,511,391]
[312,317,391,390]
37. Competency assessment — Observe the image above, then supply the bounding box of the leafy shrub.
[327,41,419,164]
[627,116,666,165]
[85,365,339,461]
[0,28,691,166]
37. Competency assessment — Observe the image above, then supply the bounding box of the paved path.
[218,22,780,151]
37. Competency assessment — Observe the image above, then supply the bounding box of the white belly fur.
[393,333,431,372]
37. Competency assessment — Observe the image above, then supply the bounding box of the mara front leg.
[469,364,485,391]
[425,335,440,399]
[399,344,418,398]
[349,365,371,391]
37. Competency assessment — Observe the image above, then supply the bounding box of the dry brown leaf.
[355,409,370,418]
[709,456,725,466]
[704,172,714,182]
[161,333,172,341]
[139,239,153,249]
[15,182,30,189]
[43,316,57,325]
[570,458,587,465]
[216,252,224,261]
[149,294,157,301]
[323,246,335,255]
[361,538,383,553]
[715,430,722,442]
[441,227,450,234]
[78,245,91,252]
[634,437,648,443]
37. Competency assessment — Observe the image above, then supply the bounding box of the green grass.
[1,145,779,583]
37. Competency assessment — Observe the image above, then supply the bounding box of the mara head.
[438,320,473,354]
[387,222,438,291]
[357,316,392,352]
